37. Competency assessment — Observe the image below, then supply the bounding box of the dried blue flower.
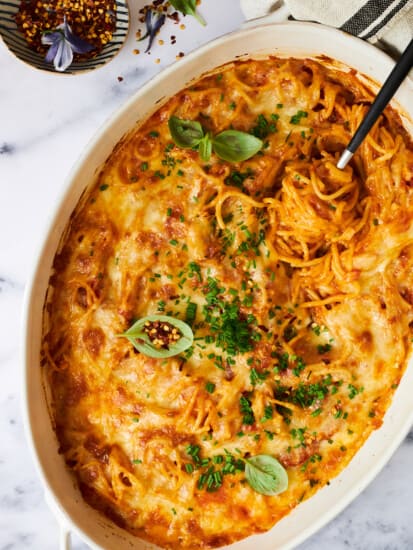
[139,9,166,53]
[41,16,94,72]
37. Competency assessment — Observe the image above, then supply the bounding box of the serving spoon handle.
[337,37,413,169]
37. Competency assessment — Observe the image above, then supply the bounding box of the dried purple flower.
[139,9,166,53]
[41,16,94,72]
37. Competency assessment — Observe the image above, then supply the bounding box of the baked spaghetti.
[42,57,413,549]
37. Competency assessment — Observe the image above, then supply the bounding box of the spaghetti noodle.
[42,57,413,549]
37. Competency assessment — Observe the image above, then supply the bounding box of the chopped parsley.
[249,368,269,386]
[291,356,306,377]
[202,277,259,356]
[290,427,307,447]
[348,383,364,399]
[224,168,254,190]
[317,343,332,354]
[240,394,255,425]
[275,375,334,408]
[260,404,273,422]
[185,446,244,492]
[188,261,202,282]
[250,113,278,139]
[185,302,197,325]
[290,110,308,125]
[300,453,322,472]
[205,381,216,394]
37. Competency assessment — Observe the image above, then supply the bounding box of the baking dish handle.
[44,491,74,550]
[60,526,71,550]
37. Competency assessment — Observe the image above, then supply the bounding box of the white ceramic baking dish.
[23,21,413,550]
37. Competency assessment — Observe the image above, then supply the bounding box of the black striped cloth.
[286,0,413,46]
[339,0,410,40]
[242,0,413,54]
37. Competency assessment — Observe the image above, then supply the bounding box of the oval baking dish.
[23,22,413,550]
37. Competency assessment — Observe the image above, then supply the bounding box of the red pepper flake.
[143,320,182,349]
[15,0,117,59]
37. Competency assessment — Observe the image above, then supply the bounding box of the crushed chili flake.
[15,0,117,59]
[143,320,181,349]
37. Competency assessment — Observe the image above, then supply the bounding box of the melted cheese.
[43,57,413,549]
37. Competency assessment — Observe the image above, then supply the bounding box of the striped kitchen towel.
[240,0,413,55]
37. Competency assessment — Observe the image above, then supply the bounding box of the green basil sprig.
[169,117,204,148]
[119,315,193,358]
[169,0,206,26]
[244,454,288,496]
[168,116,263,163]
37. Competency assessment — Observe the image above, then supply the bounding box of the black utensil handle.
[347,38,413,153]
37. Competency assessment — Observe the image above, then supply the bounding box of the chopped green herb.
[185,302,197,325]
[260,404,273,422]
[275,375,334,408]
[317,343,332,354]
[240,394,255,425]
[185,463,194,473]
[250,113,278,139]
[348,383,363,399]
[205,381,215,394]
[290,110,308,125]
[250,368,269,386]
[300,453,322,472]
[224,168,254,190]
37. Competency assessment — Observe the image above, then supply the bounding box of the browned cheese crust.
[42,57,413,549]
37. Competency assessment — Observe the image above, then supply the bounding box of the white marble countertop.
[1,1,412,549]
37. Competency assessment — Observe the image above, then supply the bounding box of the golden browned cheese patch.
[42,57,413,549]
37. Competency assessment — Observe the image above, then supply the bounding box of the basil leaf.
[212,130,263,162]
[244,454,288,496]
[169,0,206,26]
[119,315,193,358]
[168,116,204,148]
[198,133,212,161]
